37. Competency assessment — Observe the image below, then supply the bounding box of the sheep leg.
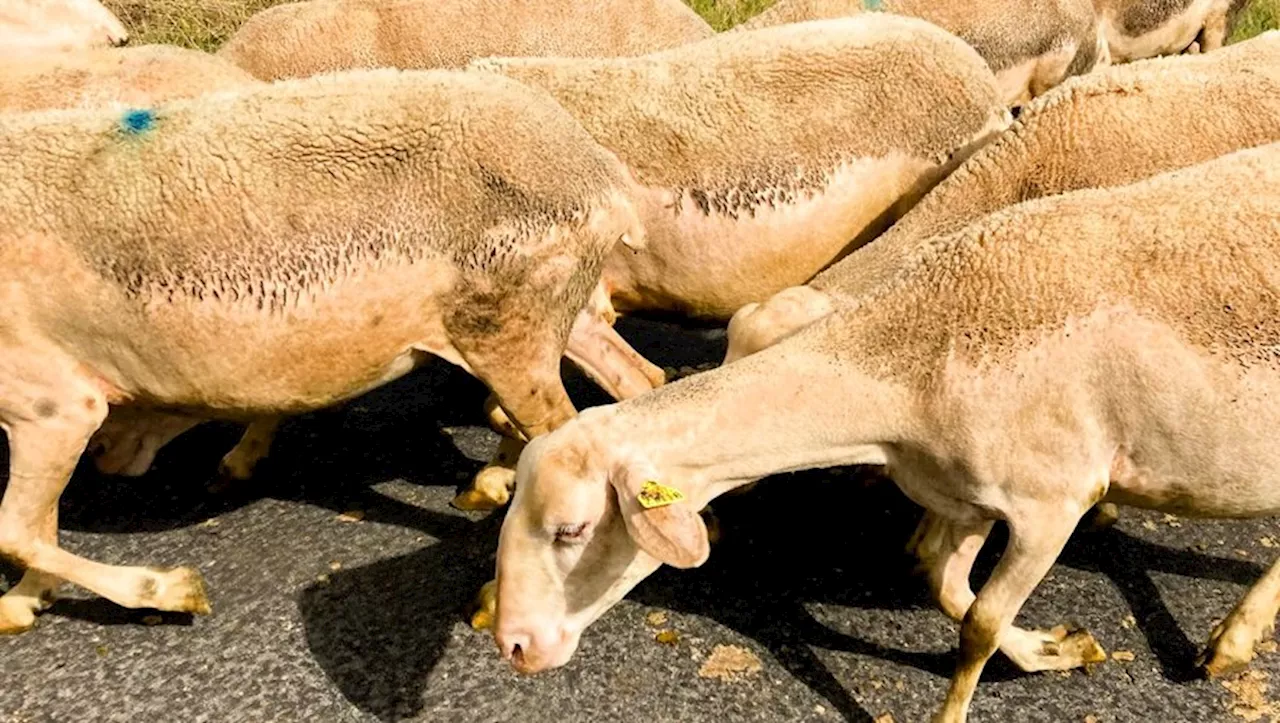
[483,393,524,440]
[906,508,950,562]
[723,286,835,365]
[479,283,659,436]
[456,436,528,512]
[910,500,1117,566]
[1198,555,1280,678]
[1027,45,1077,100]
[922,515,1105,674]
[0,361,210,632]
[217,416,283,481]
[563,306,665,401]
[450,334,577,512]
[1199,10,1229,53]
[469,578,499,631]
[451,325,580,629]
[0,502,59,635]
[933,506,1084,723]
[924,517,989,620]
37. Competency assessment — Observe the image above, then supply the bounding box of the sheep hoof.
[1086,502,1121,531]
[217,449,261,483]
[468,580,498,631]
[144,566,213,616]
[0,596,39,636]
[1005,625,1106,671]
[470,608,495,631]
[1198,616,1267,678]
[452,465,515,511]
[451,489,505,512]
[1055,626,1108,666]
[1200,649,1252,679]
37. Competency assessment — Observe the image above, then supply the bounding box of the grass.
[104,0,1279,52]
[1232,0,1280,42]
[681,0,775,31]
[103,0,283,51]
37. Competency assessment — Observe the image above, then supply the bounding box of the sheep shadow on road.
[298,510,504,722]
[627,470,1268,718]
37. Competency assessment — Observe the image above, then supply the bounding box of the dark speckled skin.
[1111,0,1253,53]
[1,317,1277,722]
[1118,0,1198,35]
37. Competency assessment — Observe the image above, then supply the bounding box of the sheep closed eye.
[554,522,588,543]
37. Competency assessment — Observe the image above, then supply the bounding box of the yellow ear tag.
[637,480,685,509]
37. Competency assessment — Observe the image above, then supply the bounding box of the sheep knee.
[0,525,32,568]
[723,287,834,365]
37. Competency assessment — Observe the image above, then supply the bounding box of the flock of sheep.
[1,0,1278,720]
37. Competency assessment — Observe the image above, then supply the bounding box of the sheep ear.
[610,465,709,569]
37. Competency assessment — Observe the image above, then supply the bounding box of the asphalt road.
[1,316,1278,723]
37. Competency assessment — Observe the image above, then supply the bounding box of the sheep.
[1093,0,1253,61]
[735,0,1108,108]
[0,67,654,634]
[725,31,1280,366]
[90,13,1004,499]
[469,15,1010,324]
[216,0,715,82]
[0,0,128,54]
[490,141,1280,722]
[111,0,718,486]
[721,31,1280,550]
[0,44,258,113]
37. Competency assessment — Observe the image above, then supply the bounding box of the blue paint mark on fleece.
[863,0,882,9]
[119,108,156,135]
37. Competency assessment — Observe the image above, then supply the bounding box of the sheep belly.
[1101,0,1220,61]
[10,251,462,417]
[1102,365,1280,520]
[605,153,940,320]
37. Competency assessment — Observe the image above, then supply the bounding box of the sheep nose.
[494,632,524,660]
[496,629,530,663]
[111,33,130,47]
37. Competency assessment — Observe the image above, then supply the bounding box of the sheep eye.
[554,522,588,542]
